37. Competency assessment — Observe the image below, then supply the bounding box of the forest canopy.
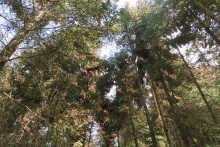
[0,0,219,146]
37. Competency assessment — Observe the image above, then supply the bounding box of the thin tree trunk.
[117,131,120,147]
[130,116,139,147]
[132,57,158,147]
[0,3,50,71]
[192,12,220,45]
[82,133,87,147]
[160,72,192,147]
[176,48,218,124]
[143,102,159,147]
[150,79,173,147]
[87,124,93,147]
[192,0,220,25]
[124,134,128,147]
[159,72,176,109]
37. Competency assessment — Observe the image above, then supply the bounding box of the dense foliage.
[0,0,219,146]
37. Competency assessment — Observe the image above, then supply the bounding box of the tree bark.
[0,3,51,71]
[82,130,87,147]
[150,80,173,147]
[130,116,139,147]
[143,102,159,147]
[159,71,176,109]
[192,12,220,45]
[87,124,93,147]
[117,131,120,147]
[159,71,192,147]
[192,0,220,25]
[176,48,218,124]
[132,57,158,147]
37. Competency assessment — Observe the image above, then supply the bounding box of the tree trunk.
[82,130,87,147]
[132,57,158,147]
[117,131,120,147]
[192,0,220,25]
[0,3,50,71]
[160,72,192,147]
[150,79,173,147]
[87,124,93,147]
[192,12,220,45]
[176,48,218,124]
[159,71,176,109]
[130,116,139,147]
[143,102,159,147]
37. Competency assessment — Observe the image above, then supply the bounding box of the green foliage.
[0,0,220,146]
